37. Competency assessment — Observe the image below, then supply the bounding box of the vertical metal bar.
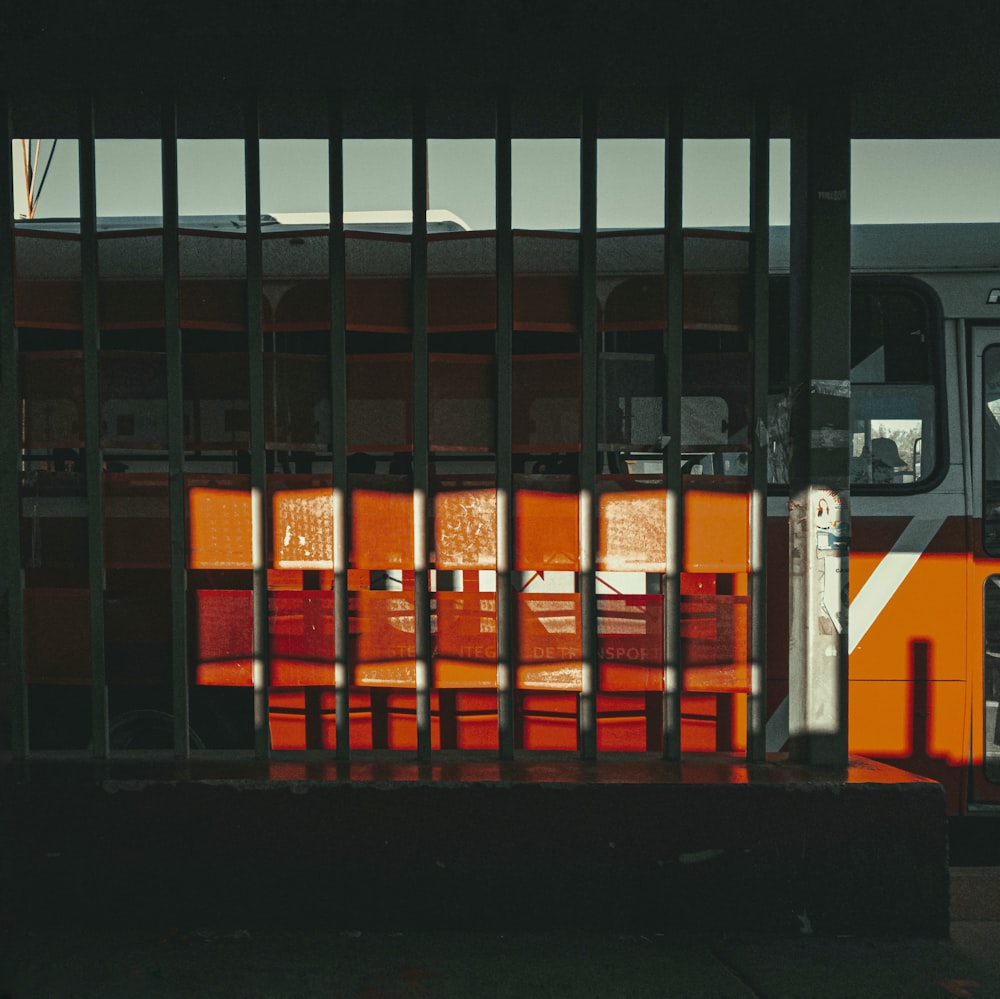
[495,91,516,760]
[244,95,270,759]
[79,96,108,759]
[787,88,851,767]
[747,96,770,762]
[162,100,189,758]
[578,94,599,760]
[662,91,684,761]
[0,94,27,759]
[411,97,432,761]
[328,96,350,760]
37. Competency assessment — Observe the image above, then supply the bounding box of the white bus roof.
[15,210,471,235]
[13,219,1000,283]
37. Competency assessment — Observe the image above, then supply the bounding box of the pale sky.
[12,138,1000,228]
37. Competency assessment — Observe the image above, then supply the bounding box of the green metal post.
[0,96,27,759]
[495,92,516,760]
[79,96,108,759]
[579,94,599,760]
[329,96,351,761]
[748,95,770,762]
[162,100,190,758]
[412,98,432,762]
[245,95,270,760]
[787,87,851,767]
[662,91,684,761]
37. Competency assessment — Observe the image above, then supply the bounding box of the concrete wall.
[1,761,949,937]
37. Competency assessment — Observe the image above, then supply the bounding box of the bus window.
[766,278,940,489]
[682,396,729,475]
[849,384,933,486]
[982,346,1000,556]
[984,575,1000,782]
[849,284,938,489]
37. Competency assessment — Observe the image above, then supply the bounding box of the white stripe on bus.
[847,515,946,654]
[765,514,946,753]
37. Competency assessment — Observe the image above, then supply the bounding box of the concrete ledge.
[0,755,949,937]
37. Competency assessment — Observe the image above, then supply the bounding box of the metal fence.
[0,93,771,766]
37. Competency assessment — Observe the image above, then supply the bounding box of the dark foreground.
[2,758,992,997]
[3,871,1000,999]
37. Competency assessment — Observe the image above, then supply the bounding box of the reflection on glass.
[770,281,939,490]
[984,576,1000,780]
[985,347,1000,556]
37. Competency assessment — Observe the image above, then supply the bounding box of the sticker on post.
[815,492,848,553]
[815,489,849,635]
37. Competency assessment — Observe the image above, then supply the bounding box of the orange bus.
[9,215,1000,814]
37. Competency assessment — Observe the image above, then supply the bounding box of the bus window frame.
[766,274,947,496]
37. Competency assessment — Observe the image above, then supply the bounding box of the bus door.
[970,326,1000,805]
